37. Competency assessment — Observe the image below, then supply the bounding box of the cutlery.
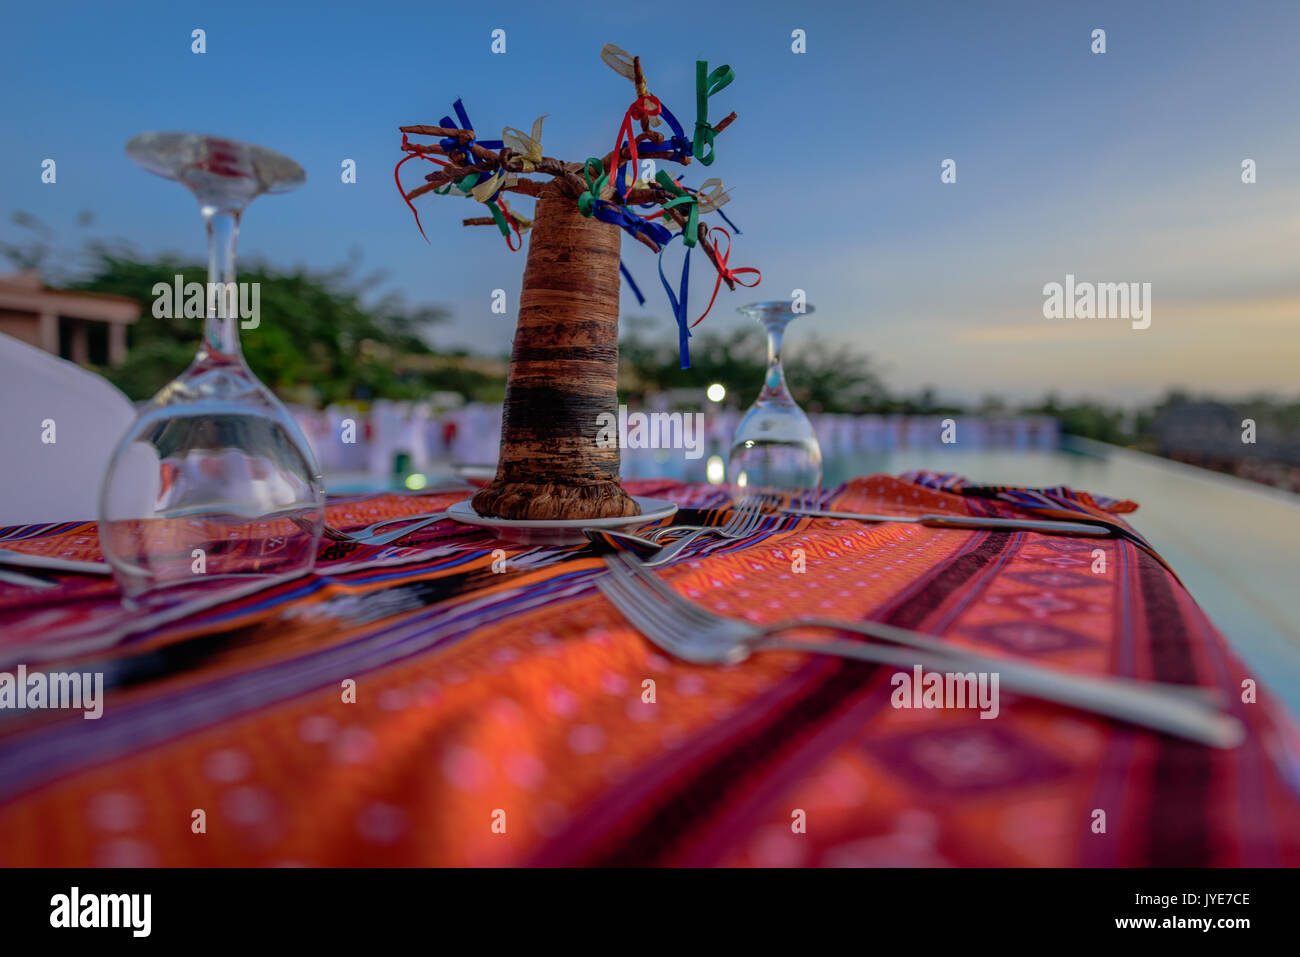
[780,507,1114,538]
[640,494,781,543]
[583,494,775,567]
[0,568,59,589]
[316,511,452,546]
[0,549,112,576]
[597,552,1241,747]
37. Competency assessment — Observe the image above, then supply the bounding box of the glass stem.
[763,322,792,400]
[201,207,243,360]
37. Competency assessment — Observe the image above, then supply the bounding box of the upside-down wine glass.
[98,133,325,602]
[727,300,822,498]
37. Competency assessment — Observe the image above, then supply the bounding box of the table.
[1,475,1297,866]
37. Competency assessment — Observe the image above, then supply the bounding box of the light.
[736,472,748,488]
[706,455,725,484]
[706,383,726,403]
[404,473,428,491]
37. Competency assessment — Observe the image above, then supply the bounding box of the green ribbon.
[434,172,483,196]
[692,60,734,167]
[487,200,510,237]
[578,158,609,218]
[653,170,699,247]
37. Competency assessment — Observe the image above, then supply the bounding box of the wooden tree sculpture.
[395,44,760,520]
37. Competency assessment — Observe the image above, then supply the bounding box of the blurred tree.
[1,215,491,404]
[618,319,888,414]
[64,246,476,403]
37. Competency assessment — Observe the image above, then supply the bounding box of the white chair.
[0,332,139,525]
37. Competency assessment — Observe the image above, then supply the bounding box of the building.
[0,271,141,366]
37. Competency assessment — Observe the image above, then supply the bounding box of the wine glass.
[98,133,325,602]
[727,300,822,497]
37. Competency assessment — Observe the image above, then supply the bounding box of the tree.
[65,245,452,404]
[394,44,753,520]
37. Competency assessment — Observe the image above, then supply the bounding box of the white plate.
[445,496,678,545]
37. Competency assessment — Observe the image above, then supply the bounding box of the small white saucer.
[445,496,678,545]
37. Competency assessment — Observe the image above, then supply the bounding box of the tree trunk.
[471,183,640,520]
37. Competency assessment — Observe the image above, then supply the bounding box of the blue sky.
[4,0,1300,404]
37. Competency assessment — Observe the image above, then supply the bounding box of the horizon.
[3,0,1300,409]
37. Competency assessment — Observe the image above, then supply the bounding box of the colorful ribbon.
[395,134,452,242]
[652,102,694,163]
[715,206,742,234]
[600,43,638,82]
[657,232,694,369]
[579,159,673,247]
[501,115,547,171]
[487,200,525,250]
[439,99,504,162]
[612,94,662,198]
[578,158,611,218]
[694,227,760,325]
[691,178,731,213]
[692,60,734,166]
[652,170,700,247]
[681,177,741,230]
[620,261,646,306]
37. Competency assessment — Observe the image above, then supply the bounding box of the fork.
[597,553,1242,747]
[313,511,451,547]
[641,493,782,543]
[585,494,778,568]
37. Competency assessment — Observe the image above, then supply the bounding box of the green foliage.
[617,318,888,414]
[64,244,457,404]
[1020,393,1132,445]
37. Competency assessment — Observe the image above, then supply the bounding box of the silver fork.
[586,494,778,568]
[597,553,1242,747]
[314,511,451,547]
[642,493,781,543]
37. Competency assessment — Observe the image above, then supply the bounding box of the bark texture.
[471,184,639,520]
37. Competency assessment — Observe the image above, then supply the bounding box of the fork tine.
[598,568,673,640]
[721,495,763,539]
[735,496,768,537]
[601,557,747,664]
[607,555,734,642]
[612,553,728,629]
[599,558,716,660]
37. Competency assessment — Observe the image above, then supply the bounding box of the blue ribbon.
[657,232,694,369]
[658,103,694,162]
[592,203,673,247]
[613,103,694,198]
[440,99,504,161]
[620,261,646,306]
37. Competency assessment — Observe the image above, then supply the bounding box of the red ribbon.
[394,134,450,242]
[694,227,760,327]
[500,203,523,251]
[613,93,662,196]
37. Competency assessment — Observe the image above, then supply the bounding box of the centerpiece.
[394,44,759,520]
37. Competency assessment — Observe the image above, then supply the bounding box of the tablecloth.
[1,475,1297,866]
